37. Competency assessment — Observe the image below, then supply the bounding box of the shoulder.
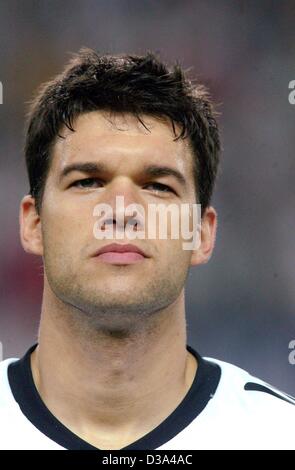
[180,356,294,449]
[203,356,295,443]
[207,356,295,404]
[0,358,19,409]
[0,358,22,442]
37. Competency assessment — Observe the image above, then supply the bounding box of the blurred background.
[0,0,294,393]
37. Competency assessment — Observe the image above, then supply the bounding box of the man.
[0,48,294,450]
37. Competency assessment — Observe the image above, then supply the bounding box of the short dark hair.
[24,47,221,215]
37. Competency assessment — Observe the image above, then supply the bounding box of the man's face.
[30,111,208,330]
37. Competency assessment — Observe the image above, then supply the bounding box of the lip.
[92,243,149,265]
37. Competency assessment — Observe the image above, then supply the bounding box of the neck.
[30,288,198,449]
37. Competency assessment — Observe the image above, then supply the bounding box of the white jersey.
[0,344,294,450]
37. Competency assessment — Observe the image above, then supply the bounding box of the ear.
[190,206,217,266]
[19,195,43,256]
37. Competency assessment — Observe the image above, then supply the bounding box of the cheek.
[44,187,101,239]
[157,238,191,267]
[41,203,94,258]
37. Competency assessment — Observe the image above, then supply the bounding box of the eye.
[144,182,175,194]
[70,178,103,189]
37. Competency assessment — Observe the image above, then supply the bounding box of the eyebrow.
[142,164,187,187]
[59,162,108,182]
[59,162,187,187]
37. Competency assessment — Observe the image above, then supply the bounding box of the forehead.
[50,111,194,176]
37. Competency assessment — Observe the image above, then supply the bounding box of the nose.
[94,176,145,233]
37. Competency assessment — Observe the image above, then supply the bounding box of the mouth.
[92,243,149,265]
